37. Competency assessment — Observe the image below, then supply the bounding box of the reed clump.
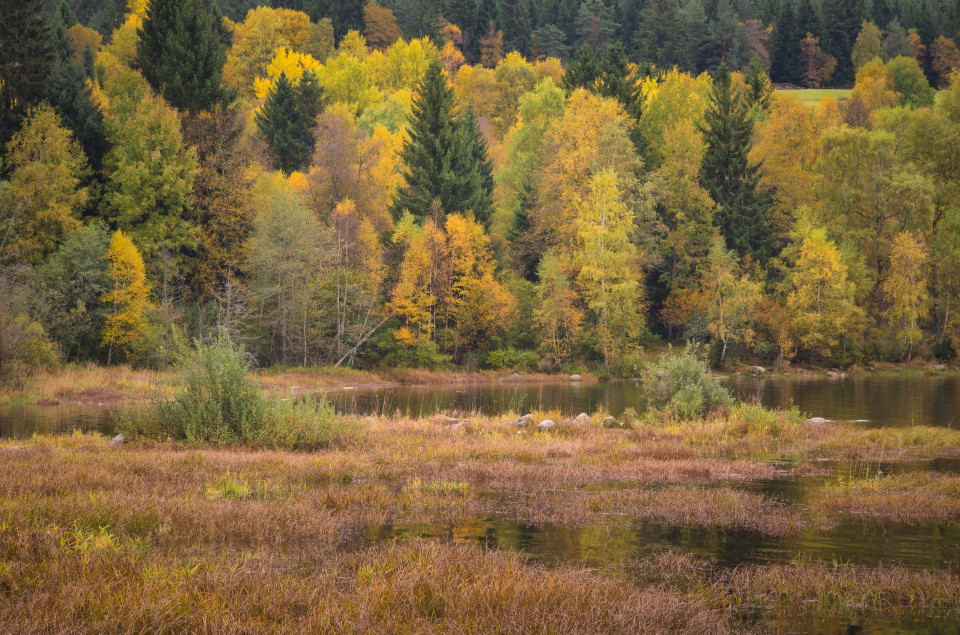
[117,331,363,450]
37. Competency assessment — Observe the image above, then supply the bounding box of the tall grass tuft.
[118,330,362,448]
[641,345,733,420]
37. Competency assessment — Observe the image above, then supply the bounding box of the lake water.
[2,374,959,439]
[325,374,960,428]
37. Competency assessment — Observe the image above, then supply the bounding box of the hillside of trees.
[3,0,960,378]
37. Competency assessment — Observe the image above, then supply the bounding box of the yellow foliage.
[883,232,930,358]
[101,230,151,360]
[534,57,564,84]
[254,47,323,100]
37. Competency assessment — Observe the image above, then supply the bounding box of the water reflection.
[325,374,960,428]
[2,374,960,437]
[0,404,118,439]
[369,515,960,572]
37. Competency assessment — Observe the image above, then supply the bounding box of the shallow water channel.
[3,374,960,633]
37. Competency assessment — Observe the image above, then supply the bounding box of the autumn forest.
[4,0,960,379]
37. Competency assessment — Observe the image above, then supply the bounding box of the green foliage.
[641,345,733,420]
[255,71,326,174]
[136,0,230,112]
[103,93,198,271]
[0,0,55,150]
[887,56,935,108]
[699,62,771,263]
[483,348,538,371]
[119,330,359,448]
[39,222,113,362]
[389,61,493,226]
[745,57,773,111]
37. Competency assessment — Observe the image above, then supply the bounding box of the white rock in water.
[803,417,831,424]
[569,374,581,381]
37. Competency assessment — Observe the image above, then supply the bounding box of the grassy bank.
[0,364,596,406]
[2,416,960,631]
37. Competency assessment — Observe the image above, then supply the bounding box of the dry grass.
[631,403,960,461]
[714,560,960,617]
[2,365,593,405]
[503,485,805,534]
[2,424,959,630]
[811,473,960,523]
[0,365,179,405]
[0,537,736,634]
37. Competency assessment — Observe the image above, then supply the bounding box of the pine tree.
[136,0,230,113]
[698,62,772,262]
[597,42,640,116]
[452,106,494,225]
[0,0,55,153]
[533,24,570,62]
[255,72,325,174]
[390,61,494,226]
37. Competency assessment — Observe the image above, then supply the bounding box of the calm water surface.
[325,374,960,428]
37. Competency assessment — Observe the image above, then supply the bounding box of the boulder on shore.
[512,414,532,427]
[537,419,556,431]
[573,413,590,425]
[569,374,581,381]
[110,434,125,447]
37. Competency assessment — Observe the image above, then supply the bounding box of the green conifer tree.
[634,0,689,71]
[390,61,494,225]
[744,57,773,111]
[136,0,230,113]
[255,72,325,174]
[0,0,55,153]
[698,62,771,262]
[562,44,600,91]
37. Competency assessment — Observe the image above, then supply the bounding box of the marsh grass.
[0,364,179,405]
[4,404,960,630]
[812,472,960,522]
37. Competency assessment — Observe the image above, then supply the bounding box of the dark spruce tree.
[634,0,690,72]
[390,61,494,226]
[136,0,230,112]
[0,0,55,153]
[597,42,642,117]
[452,105,494,225]
[562,44,600,90]
[44,34,110,173]
[744,57,772,111]
[769,0,799,84]
[255,72,325,174]
[698,63,772,263]
[308,0,364,41]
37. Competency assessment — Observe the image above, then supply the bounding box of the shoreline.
[2,360,956,407]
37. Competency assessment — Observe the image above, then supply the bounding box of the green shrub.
[261,398,364,449]
[483,348,538,370]
[641,345,733,420]
[118,330,360,448]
